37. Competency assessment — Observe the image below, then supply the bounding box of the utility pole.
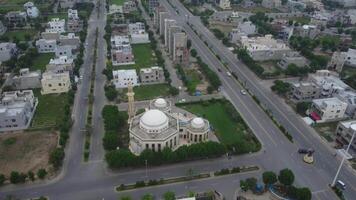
[145,159,148,180]
[331,124,356,187]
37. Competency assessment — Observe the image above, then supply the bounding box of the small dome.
[140,109,168,130]
[154,98,167,108]
[191,117,205,129]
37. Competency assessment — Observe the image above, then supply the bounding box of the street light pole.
[145,159,148,180]
[331,127,356,187]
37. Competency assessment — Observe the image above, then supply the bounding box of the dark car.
[298,148,309,154]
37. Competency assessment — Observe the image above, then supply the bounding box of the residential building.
[24,2,39,18]
[287,0,307,12]
[216,0,231,10]
[46,18,66,34]
[128,23,149,44]
[173,32,189,66]
[41,71,71,94]
[229,21,256,43]
[0,43,17,62]
[0,90,37,132]
[262,0,281,9]
[5,11,27,27]
[290,82,320,102]
[153,6,166,28]
[240,35,292,61]
[139,66,165,84]
[168,26,181,56]
[148,0,159,13]
[344,48,356,67]
[348,9,356,25]
[329,0,356,8]
[36,39,57,53]
[327,51,346,73]
[67,9,83,32]
[47,56,74,73]
[309,70,350,98]
[159,12,169,36]
[112,69,139,89]
[123,0,137,13]
[41,32,60,40]
[294,25,320,39]
[310,12,330,27]
[0,21,7,35]
[335,121,356,155]
[129,98,212,155]
[278,26,294,41]
[55,45,74,58]
[59,33,80,48]
[59,0,77,8]
[335,91,356,118]
[108,4,123,14]
[278,51,308,69]
[128,22,145,34]
[10,68,41,90]
[164,19,176,48]
[111,45,134,66]
[309,97,347,123]
[111,35,130,47]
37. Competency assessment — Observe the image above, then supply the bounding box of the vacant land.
[121,84,171,101]
[3,29,38,41]
[177,100,260,153]
[31,53,55,72]
[0,131,58,176]
[314,122,339,143]
[116,43,156,71]
[31,90,68,128]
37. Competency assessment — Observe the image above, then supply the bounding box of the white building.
[112,69,139,89]
[240,35,292,61]
[46,18,66,34]
[129,98,212,155]
[229,21,256,43]
[47,56,74,72]
[130,30,150,44]
[55,45,74,58]
[309,70,351,97]
[345,49,356,67]
[0,43,17,62]
[36,39,57,53]
[41,71,71,94]
[111,35,130,47]
[217,0,231,10]
[335,91,356,118]
[128,22,145,34]
[68,9,79,20]
[309,97,348,123]
[24,2,39,18]
[336,121,356,155]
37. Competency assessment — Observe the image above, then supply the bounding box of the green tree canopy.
[262,171,277,186]
[278,168,295,186]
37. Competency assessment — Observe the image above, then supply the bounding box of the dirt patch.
[0,131,58,176]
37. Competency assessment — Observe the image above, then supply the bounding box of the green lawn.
[111,0,125,5]
[177,100,260,152]
[31,53,55,72]
[121,84,171,101]
[186,69,201,93]
[31,90,68,128]
[3,29,38,41]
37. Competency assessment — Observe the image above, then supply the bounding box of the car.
[226,72,232,76]
[240,90,247,95]
[298,148,309,154]
[336,180,346,190]
[217,68,222,72]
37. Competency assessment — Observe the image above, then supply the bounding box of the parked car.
[336,180,346,190]
[240,90,247,95]
[298,148,309,154]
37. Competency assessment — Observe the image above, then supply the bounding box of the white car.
[240,90,247,95]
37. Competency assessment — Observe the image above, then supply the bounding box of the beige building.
[41,71,71,94]
[309,97,348,123]
[139,66,165,85]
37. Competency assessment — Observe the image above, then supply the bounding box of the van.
[336,180,346,190]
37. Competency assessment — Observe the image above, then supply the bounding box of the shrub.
[37,169,47,179]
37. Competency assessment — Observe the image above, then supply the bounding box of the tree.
[169,86,179,96]
[37,169,47,179]
[0,174,5,185]
[296,187,312,200]
[240,180,248,191]
[10,171,26,184]
[120,196,132,200]
[27,171,35,181]
[49,148,65,169]
[190,49,197,57]
[141,194,154,200]
[262,171,277,186]
[104,85,118,101]
[163,191,175,200]
[103,131,119,151]
[278,168,295,186]
[246,177,257,191]
[271,80,291,95]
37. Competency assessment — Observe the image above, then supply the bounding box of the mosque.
[128,98,213,155]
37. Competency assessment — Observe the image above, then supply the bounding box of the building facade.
[278,51,308,69]
[336,121,356,155]
[36,39,57,53]
[309,97,348,123]
[139,66,165,84]
[46,18,66,34]
[0,43,17,62]
[10,68,41,90]
[112,69,139,89]
[41,71,71,94]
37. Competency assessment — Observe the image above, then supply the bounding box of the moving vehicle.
[240,90,247,95]
[298,148,309,154]
[226,72,232,76]
[336,180,346,190]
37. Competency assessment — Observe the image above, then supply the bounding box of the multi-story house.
[67,9,83,32]
[173,32,189,66]
[47,56,74,73]
[46,18,66,34]
[278,51,308,69]
[240,34,292,61]
[128,23,149,44]
[55,45,74,58]
[344,48,356,67]
[139,66,165,85]
[0,90,38,132]
[328,51,347,73]
[294,25,320,39]
[112,45,135,66]
[59,33,80,48]
[0,43,17,62]
[309,97,348,123]
[0,21,7,35]
[123,0,137,13]
[41,71,71,94]
[335,120,356,155]
[24,2,39,18]
[36,39,57,53]
[309,70,350,98]
[229,21,256,43]
[112,69,139,89]
[335,91,356,118]
[59,0,77,9]
[5,11,27,27]
[290,82,320,102]
[216,0,231,10]
[9,68,41,90]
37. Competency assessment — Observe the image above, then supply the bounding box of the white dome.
[191,117,205,129]
[154,98,167,108]
[140,109,169,131]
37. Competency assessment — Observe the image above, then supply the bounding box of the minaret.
[127,83,135,122]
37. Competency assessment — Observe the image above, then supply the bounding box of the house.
[139,66,165,84]
[46,18,66,34]
[348,10,356,25]
[335,91,356,118]
[41,32,60,40]
[59,33,80,48]
[0,43,17,62]
[59,0,77,9]
[41,71,71,94]
[286,0,307,12]
[229,21,256,43]
[277,26,294,41]
[123,0,137,13]
[335,120,356,155]
[0,21,7,35]
[55,45,74,58]
[108,4,123,15]
[309,97,348,123]
[262,0,281,9]
[148,0,159,13]
[217,0,231,10]
[111,35,130,47]
[327,51,346,73]
[329,0,356,8]
[5,11,27,27]
[168,25,181,56]
[164,19,177,48]
[173,32,189,66]
[111,45,135,66]
[159,11,169,36]
[0,90,38,132]
[24,2,39,18]
[290,82,320,102]
[36,39,57,53]
[67,9,83,32]
[309,70,350,98]
[112,69,139,89]
[344,49,356,67]
[46,56,74,74]
[9,68,41,90]
[294,25,320,39]
[240,35,292,61]
[128,23,149,44]
[278,51,308,69]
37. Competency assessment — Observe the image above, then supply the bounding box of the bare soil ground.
[0,131,58,176]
